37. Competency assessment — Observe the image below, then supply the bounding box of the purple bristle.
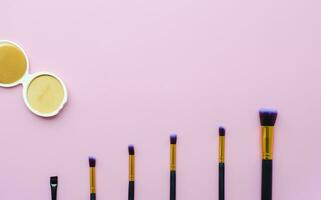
[259,109,278,126]
[89,156,96,167]
[170,134,177,144]
[128,145,135,155]
[219,126,225,136]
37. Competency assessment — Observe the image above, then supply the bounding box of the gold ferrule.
[219,136,225,163]
[129,155,135,181]
[90,167,96,193]
[170,144,176,171]
[261,126,274,160]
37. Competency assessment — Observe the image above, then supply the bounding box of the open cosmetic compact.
[0,40,68,117]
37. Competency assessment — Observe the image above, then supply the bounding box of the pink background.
[1,0,321,199]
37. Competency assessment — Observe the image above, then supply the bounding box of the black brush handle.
[261,160,273,200]
[219,163,225,200]
[90,193,96,200]
[170,170,176,200]
[51,187,57,200]
[128,181,135,200]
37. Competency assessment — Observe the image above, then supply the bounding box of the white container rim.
[22,72,68,117]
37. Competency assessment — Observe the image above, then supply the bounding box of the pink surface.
[1,0,321,199]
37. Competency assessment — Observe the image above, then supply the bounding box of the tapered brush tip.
[50,176,58,184]
[89,156,96,167]
[128,145,135,155]
[219,126,225,136]
[170,134,177,144]
[259,108,278,126]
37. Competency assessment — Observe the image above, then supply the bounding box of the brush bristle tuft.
[89,157,96,167]
[259,109,278,126]
[50,176,58,184]
[128,145,135,155]
[170,134,177,144]
[219,126,225,136]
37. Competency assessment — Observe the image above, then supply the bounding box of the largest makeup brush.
[259,109,278,200]
[170,134,177,200]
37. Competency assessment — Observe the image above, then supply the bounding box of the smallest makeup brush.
[50,176,58,200]
[218,127,225,200]
[89,157,96,200]
[170,134,177,200]
[128,145,135,200]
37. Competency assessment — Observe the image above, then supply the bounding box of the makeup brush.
[259,109,278,200]
[89,157,96,200]
[218,127,225,200]
[170,134,177,200]
[50,176,58,200]
[128,145,135,200]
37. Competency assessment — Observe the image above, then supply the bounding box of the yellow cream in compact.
[0,40,67,117]
[0,41,28,86]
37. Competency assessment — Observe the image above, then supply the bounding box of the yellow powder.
[0,41,27,84]
[27,75,65,115]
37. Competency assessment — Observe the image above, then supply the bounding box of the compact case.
[0,40,68,117]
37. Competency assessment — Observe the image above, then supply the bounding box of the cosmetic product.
[0,40,67,117]
[259,109,278,200]
[50,176,58,200]
[128,145,135,200]
[89,157,96,200]
[218,127,225,200]
[170,134,177,200]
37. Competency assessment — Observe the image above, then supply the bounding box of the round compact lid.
[0,40,29,87]
[24,73,68,117]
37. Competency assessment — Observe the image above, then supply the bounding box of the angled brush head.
[128,145,135,155]
[259,109,278,126]
[89,157,96,167]
[170,134,177,144]
[219,126,225,136]
[50,176,58,186]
